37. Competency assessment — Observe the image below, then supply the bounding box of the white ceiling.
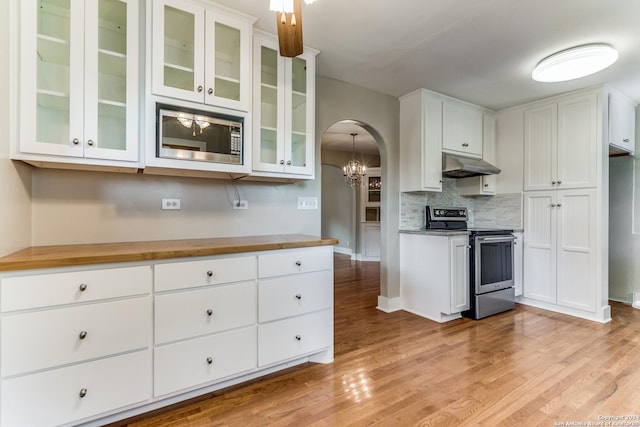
[213,0,640,147]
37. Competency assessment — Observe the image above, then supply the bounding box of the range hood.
[442,154,501,178]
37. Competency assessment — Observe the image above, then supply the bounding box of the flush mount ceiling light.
[532,44,619,82]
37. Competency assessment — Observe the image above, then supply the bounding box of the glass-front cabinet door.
[19,0,138,162]
[152,0,205,104]
[152,0,252,111]
[253,31,317,177]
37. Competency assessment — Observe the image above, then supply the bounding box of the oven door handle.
[477,236,515,242]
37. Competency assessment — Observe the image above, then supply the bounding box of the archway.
[320,120,383,261]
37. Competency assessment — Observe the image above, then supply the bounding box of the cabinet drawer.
[154,326,257,397]
[1,297,151,377]
[1,349,151,427]
[258,270,333,322]
[155,281,256,344]
[155,256,256,292]
[1,266,151,312]
[258,310,333,367]
[258,247,332,278]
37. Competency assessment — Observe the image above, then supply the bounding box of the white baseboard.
[333,246,353,257]
[377,296,402,312]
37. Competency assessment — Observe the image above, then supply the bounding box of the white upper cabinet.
[399,89,443,192]
[17,0,139,167]
[524,92,597,191]
[442,99,483,158]
[251,32,317,178]
[608,88,636,154]
[151,0,253,112]
[457,113,497,195]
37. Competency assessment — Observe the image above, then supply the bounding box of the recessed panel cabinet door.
[449,236,470,314]
[556,190,597,312]
[524,103,557,191]
[557,93,597,189]
[523,192,556,303]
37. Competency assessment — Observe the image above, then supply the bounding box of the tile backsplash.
[400,178,522,230]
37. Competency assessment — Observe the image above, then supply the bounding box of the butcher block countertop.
[0,235,339,272]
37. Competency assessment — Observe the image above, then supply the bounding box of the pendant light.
[532,44,618,82]
[343,133,366,187]
[269,0,319,57]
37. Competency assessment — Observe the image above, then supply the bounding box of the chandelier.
[343,132,366,187]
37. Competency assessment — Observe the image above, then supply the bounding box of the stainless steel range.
[425,206,515,319]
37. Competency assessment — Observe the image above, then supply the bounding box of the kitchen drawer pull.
[206,308,213,316]
[295,335,302,341]
[206,270,213,277]
[295,261,302,267]
[79,388,87,398]
[295,294,302,300]
[79,330,88,340]
[79,283,88,292]
[206,357,213,365]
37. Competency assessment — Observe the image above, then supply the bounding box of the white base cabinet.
[400,232,470,322]
[0,245,334,426]
[522,190,602,318]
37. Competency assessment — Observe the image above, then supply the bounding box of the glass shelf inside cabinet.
[214,22,241,101]
[37,0,71,145]
[164,5,195,91]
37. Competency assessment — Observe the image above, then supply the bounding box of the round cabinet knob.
[79,331,88,340]
[557,180,562,185]
[623,138,630,143]
[79,388,87,398]
[206,309,213,316]
[295,261,302,267]
[197,85,203,92]
[286,160,292,165]
[79,283,87,292]
[550,203,557,208]
[72,138,80,145]
[87,139,94,146]
[556,203,562,208]
[551,181,557,185]
[462,143,469,147]
[295,335,302,341]
[206,270,213,277]
[206,357,213,365]
[484,184,489,187]
[295,294,302,300]
[207,88,213,95]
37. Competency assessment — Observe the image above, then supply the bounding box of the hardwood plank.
[111,254,640,426]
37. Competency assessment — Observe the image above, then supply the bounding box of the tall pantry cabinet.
[521,87,610,323]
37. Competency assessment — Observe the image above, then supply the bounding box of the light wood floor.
[114,254,640,426]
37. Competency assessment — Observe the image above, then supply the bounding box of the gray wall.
[0,3,31,257]
[321,164,354,254]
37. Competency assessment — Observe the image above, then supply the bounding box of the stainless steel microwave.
[157,105,243,164]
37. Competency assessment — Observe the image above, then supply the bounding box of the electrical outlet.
[297,196,318,210]
[233,200,248,210]
[161,198,181,210]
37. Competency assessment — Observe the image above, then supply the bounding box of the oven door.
[474,235,515,294]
